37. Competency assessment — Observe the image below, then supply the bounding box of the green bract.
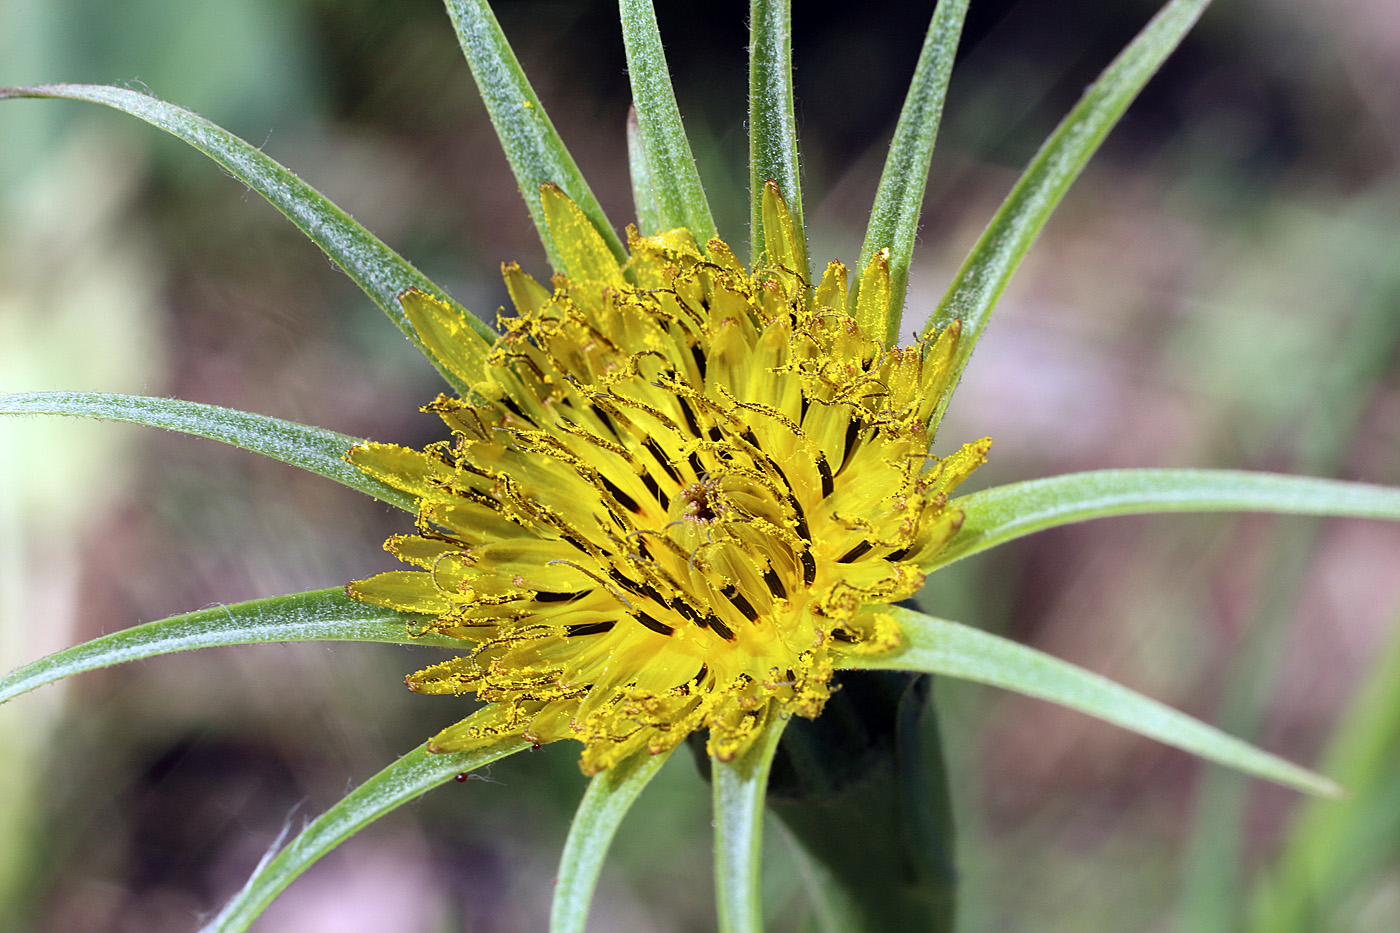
[4,1,1399,931]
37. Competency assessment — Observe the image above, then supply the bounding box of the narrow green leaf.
[0,391,415,512]
[714,710,789,933]
[748,0,807,281]
[856,608,1339,797]
[932,468,1400,571]
[1252,613,1400,932]
[0,83,487,394]
[626,107,666,236]
[856,0,969,346]
[619,0,716,243]
[1178,258,1400,932]
[550,747,674,933]
[442,0,626,274]
[203,738,528,933]
[0,588,459,706]
[924,0,1211,422]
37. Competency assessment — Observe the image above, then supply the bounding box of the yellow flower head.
[347,185,989,774]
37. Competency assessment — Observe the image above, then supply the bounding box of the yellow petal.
[345,442,453,501]
[541,183,624,287]
[407,656,481,695]
[854,247,891,338]
[428,703,522,753]
[401,288,490,385]
[347,570,451,614]
[814,260,848,315]
[501,261,551,317]
[760,179,808,290]
[937,437,994,493]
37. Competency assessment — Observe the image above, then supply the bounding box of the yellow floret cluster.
[348,187,988,774]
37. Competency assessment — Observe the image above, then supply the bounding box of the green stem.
[713,710,789,933]
[551,748,673,933]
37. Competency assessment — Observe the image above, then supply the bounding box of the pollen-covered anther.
[347,189,988,775]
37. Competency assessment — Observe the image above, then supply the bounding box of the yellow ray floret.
[347,190,989,775]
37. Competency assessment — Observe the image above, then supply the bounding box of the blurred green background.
[2,0,1399,930]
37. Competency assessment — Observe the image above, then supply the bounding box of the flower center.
[680,477,723,524]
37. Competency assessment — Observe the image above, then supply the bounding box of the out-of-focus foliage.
[2,1,1398,930]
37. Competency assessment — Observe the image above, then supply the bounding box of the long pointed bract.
[713,711,789,933]
[923,0,1212,425]
[626,107,666,235]
[748,0,807,280]
[619,0,716,242]
[551,747,674,933]
[202,739,528,933]
[856,0,969,346]
[443,0,626,273]
[0,391,415,512]
[856,608,1339,797]
[0,589,458,706]
[932,468,1400,571]
[0,84,487,395]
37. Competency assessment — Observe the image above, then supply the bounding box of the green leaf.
[857,608,1339,797]
[713,709,789,933]
[203,738,528,933]
[619,0,716,243]
[855,0,969,346]
[933,468,1400,571]
[442,0,626,274]
[924,0,1212,422]
[0,83,488,394]
[748,0,807,281]
[0,588,458,706]
[0,390,416,512]
[626,107,665,236]
[550,746,674,933]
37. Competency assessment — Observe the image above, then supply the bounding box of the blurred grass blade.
[619,0,716,243]
[1178,259,1400,932]
[1252,611,1400,931]
[748,0,807,280]
[858,608,1339,797]
[0,391,415,512]
[0,589,458,706]
[932,468,1400,570]
[203,739,528,933]
[551,747,674,933]
[714,709,789,933]
[626,107,665,235]
[856,0,969,345]
[0,84,487,395]
[442,0,626,273]
[923,0,1211,422]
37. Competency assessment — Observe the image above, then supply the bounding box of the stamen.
[762,564,788,600]
[535,590,584,603]
[635,611,675,636]
[546,559,634,608]
[836,541,873,563]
